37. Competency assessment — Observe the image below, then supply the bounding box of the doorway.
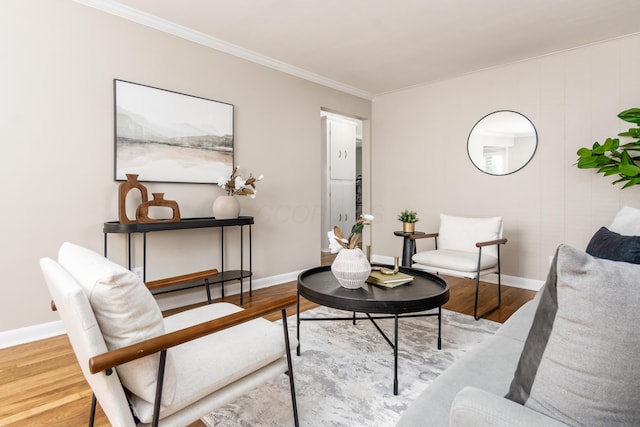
[320,110,366,254]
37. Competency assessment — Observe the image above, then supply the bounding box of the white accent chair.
[40,242,298,426]
[410,214,507,320]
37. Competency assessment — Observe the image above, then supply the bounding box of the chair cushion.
[586,226,640,264]
[412,249,498,274]
[129,303,288,423]
[609,206,640,235]
[438,214,503,258]
[524,245,640,425]
[57,242,176,406]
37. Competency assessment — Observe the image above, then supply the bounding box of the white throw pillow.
[438,214,502,258]
[57,242,176,406]
[609,206,640,236]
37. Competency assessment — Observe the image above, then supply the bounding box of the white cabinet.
[321,116,357,251]
[329,119,357,180]
[330,181,355,236]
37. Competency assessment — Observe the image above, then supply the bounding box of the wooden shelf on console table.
[103,216,254,305]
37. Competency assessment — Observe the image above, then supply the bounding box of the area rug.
[202,306,500,427]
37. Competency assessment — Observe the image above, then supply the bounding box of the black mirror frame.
[467,110,538,176]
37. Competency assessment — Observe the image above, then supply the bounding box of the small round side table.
[393,230,425,267]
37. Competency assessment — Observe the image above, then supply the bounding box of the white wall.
[0,0,370,332]
[372,33,640,282]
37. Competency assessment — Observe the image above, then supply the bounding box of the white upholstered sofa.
[396,207,640,427]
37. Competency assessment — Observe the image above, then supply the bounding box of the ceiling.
[84,0,640,99]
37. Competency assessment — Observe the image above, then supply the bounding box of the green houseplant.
[576,108,640,188]
[398,209,419,233]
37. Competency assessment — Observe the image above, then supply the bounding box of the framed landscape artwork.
[114,79,234,184]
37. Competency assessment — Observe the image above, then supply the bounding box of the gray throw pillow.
[586,226,640,264]
[525,245,640,426]
[505,246,558,404]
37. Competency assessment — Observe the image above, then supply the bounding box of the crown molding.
[73,0,374,100]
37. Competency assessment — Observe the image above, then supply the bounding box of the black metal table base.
[296,304,442,395]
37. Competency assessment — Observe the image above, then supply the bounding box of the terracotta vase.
[212,195,240,219]
[331,248,371,289]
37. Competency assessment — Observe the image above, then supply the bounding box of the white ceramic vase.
[331,248,371,289]
[212,195,240,219]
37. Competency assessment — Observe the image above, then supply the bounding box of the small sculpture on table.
[118,174,148,224]
[136,193,181,223]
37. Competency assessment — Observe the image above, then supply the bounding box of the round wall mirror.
[467,110,537,175]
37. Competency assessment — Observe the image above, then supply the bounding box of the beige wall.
[371,33,640,282]
[0,1,370,332]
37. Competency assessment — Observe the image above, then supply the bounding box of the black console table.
[103,216,253,305]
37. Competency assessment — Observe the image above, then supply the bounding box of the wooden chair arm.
[476,238,508,247]
[88,294,297,374]
[409,232,438,241]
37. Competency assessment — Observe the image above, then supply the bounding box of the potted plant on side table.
[398,210,419,233]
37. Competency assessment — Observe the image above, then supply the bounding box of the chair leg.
[88,393,96,427]
[473,247,501,320]
[151,350,167,427]
[281,308,299,427]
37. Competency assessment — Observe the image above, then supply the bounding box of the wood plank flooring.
[0,260,535,426]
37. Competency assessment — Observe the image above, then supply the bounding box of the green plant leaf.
[602,138,616,151]
[593,144,607,154]
[576,147,593,157]
[618,108,640,125]
[619,141,640,150]
[602,168,621,176]
[577,157,598,168]
[623,177,640,188]
[618,128,640,138]
[619,163,640,177]
[620,150,634,165]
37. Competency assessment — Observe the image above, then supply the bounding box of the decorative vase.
[331,248,372,289]
[136,193,181,223]
[403,222,415,233]
[118,173,148,224]
[212,195,240,219]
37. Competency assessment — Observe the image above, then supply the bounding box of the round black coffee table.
[297,265,449,395]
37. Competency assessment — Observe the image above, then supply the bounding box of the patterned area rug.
[202,306,499,427]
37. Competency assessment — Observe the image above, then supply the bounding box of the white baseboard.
[0,258,542,349]
[372,254,543,291]
[0,320,65,350]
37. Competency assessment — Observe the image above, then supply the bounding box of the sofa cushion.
[57,242,176,406]
[438,214,502,258]
[586,226,640,264]
[525,245,640,425]
[505,247,558,404]
[609,206,640,235]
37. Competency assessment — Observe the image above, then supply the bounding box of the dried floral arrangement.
[327,214,374,253]
[218,166,263,198]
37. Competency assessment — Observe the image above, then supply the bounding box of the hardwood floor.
[0,263,535,426]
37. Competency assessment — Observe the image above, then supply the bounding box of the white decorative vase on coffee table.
[212,195,240,219]
[331,248,371,289]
